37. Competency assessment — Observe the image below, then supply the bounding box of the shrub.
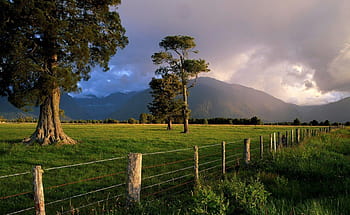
[191,186,228,215]
[220,176,270,215]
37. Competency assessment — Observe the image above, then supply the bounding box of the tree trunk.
[167,118,173,130]
[23,87,76,145]
[182,83,189,133]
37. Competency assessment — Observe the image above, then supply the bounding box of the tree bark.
[182,82,189,133]
[23,87,76,145]
[167,118,173,130]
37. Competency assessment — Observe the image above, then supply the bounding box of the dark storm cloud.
[80,0,350,104]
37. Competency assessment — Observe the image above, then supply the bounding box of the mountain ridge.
[1,77,349,122]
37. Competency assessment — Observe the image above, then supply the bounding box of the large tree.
[152,35,209,133]
[148,74,182,130]
[0,0,128,145]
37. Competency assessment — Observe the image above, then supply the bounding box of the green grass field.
[0,123,341,214]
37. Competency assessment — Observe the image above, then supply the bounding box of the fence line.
[0,190,32,200]
[142,173,193,190]
[143,147,192,156]
[45,183,126,207]
[61,193,124,215]
[44,156,126,171]
[199,163,222,173]
[199,158,222,167]
[2,126,334,214]
[44,171,126,190]
[142,166,193,181]
[198,143,222,149]
[143,180,194,198]
[142,157,193,170]
[6,206,34,215]
[0,171,31,179]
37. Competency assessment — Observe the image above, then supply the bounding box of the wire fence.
[1,127,331,215]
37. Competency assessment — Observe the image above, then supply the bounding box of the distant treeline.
[0,114,348,126]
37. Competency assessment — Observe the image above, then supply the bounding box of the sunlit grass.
[0,123,323,214]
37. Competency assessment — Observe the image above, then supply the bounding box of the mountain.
[298,97,350,122]
[189,77,300,121]
[108,90,151,120]
[73,92,136,119]
[109,77,301,122]
[1,77,350,122]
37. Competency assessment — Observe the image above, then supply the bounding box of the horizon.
[70,76,349,107]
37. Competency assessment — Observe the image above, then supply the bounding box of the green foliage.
[127,118,138,124]
[293,118,301,125]
[0,115,6,122]
[152,35,210,132]
[191,186,228,215]
[148,74,182,123]
[0,0,128,108]
[220,176,270,215]
[190,117,263,125]
[139,113,154,124]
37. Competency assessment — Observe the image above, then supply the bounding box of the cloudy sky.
[76,0,350,105]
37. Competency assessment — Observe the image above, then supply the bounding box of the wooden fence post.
[244,138,251,165]
[260,136,264,159]
[126,153,142,205]
[273,133,277,152]
[33,165,45,215]
[296,129,299,144]
[222,141,226,175]
[194,146,199,186]
[291,129,294,145]
[285,131,289,147]
[269,134,273,152]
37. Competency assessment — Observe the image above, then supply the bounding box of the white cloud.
[77,0,350,105]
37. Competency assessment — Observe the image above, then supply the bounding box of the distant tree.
[310,120,319,126]
[0,115,6,122]
[0,1,128,145]
[148,74,182,130]
[139,113,153,124]
[293,118,301,125]
[128,118,138,124]
[323,120,330,126]
[250,116,262,125]
[152,35,210,133]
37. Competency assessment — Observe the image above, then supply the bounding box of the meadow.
[0,123,347,214]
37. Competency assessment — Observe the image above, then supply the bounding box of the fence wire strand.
[45,171,126,190]
[199,158,221,167]
[143,166,193,181]
[226,152,242,159]
[5,206,34,215]
[143,147,192,156]
[44,156,126,171]
[199,163,222,173]
[0,190,32,200]
[61,193,124,214]
[198,143,221,149]
[143,180,194,198]
[142,157,193,170]
[143,173,193,190]
[0,171,30,179]
[45,183,125,207]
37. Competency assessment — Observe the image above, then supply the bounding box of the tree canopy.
[152,35,210,133]
[0,0,128,145]
[148,74,182,130]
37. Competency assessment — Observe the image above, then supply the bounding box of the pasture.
[0,123,342,214]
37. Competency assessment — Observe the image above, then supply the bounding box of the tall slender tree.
[0,0,128,145]
[152,35,209,133]
[148,74,182,130]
